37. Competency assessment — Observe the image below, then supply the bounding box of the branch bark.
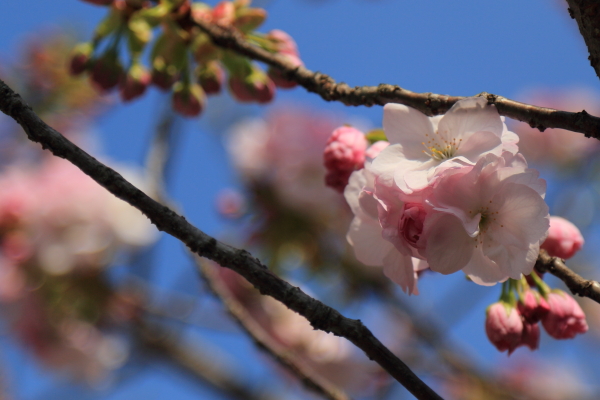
[0,79,443,400]
[566,0,600,82]
[536,249,600,303]
[193,19,600,140]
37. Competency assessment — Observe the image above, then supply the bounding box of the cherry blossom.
[422,152,549,285]
[372,97,517,193]
[542,291,588,339]
[485,301,524,355]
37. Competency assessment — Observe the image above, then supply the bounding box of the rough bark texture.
[567,0,600,82]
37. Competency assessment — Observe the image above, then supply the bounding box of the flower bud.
[268,54,302,89]
[69,43,93,76]
[192,34,220,64]
[151,57,178,90]
[228,68,275,104]
[541,216,584,259]
[172,82,205,117]
[196,61,224,95]
[90,52,123,92]
[120,63,151,102]
[211,1,235,25]
[485,301,523,355]
[233,7,267,32]
[542,290,588,339]
[323,126,367,192]
[520,322,540,351]
[517,289,550,324]
[266,29,299,56]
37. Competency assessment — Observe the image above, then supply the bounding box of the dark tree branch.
[192,19,600,140]
[197,258,351,400]
[536,249,600,303]
[566,0,600,82]
[0,79,442,400]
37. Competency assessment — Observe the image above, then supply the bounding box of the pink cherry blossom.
[365,140,389,161]
[541,216,584,259]
[542,291,588,339]
[324,126,367,192]
[422,152,549,285]
[372,97,517,193]
[485,302,524,354]
[344,166,428,294]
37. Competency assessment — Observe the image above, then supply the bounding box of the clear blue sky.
[1,1,599,399]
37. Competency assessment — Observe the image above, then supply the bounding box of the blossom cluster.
[338,97,548,294]
[0,157,156,382]
[73,0,302,116]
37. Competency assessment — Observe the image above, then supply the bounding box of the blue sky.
[1,1,600,399]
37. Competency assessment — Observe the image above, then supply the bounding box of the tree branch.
[192,19,600,140]
[197,258,351,400]
[566,0,600,82]
[536,249,600,303]
[0,79,443,400]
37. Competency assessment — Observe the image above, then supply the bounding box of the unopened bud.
[324,126,367,192]
[233,7,267,32]
[196,61,224,95]
[120,63,151,102]
[485,301,523,355]
[266,29,299,56]
[151,57,178,90]
[69,43,94,76]
[90,51,123,92]
[212,1,235,25]
[542,290,588,339]
[172,82,205,117]
[228,68,275,104]
[541,216,584,259]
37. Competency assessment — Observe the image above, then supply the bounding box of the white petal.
[347,216,393,266]
[383,103,435,159]
[382,248,417,295]
[438,97,503,143]
[423,213,474,275]
[456,130,503,162]
[463,246,507,286]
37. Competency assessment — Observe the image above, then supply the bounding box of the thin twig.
[135,321,278,400]
[536,249,600,303]
[566,0,600,83]
[0,79,443,400]
[197,258,351,400]
[192,19,600,140]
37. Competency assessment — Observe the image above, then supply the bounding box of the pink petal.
[423,213,474,275]
[383,103,435,158]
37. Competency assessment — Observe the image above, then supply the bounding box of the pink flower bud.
[542,291,588,339]
[517,289,550,324]
[520,322,540,351]
[228,70,276,104]
[211,1,235,25]
[268,54,302,89]
[90,52,123,92]
[324,127,367,192]
[233,7,267,32]
[485,302,524,355]
[172,82,205,117]
[119,64,151,102]
[266,29,299,56]
[151,58,178,91]
[365,140,390,160]
[541,216,584,259]
[68,43,93,76]
[400,203,427,249]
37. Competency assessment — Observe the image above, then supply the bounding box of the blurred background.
[1,0,600,399]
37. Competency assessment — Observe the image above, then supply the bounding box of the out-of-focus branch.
[145,107,179,203]
[0,79,442,400]
[136,322,278,400]
[197,258,350,400]
[536,249,600,303]
[192,19,600,140]
[566,0,600,82]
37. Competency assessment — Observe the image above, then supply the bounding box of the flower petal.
[456,129,503,162]
[437,97,504,143]
[382,248,417,294]
[463,246,507,286]
[423,213,474,274]
[383,103,435,158]
[347,216,393,266]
